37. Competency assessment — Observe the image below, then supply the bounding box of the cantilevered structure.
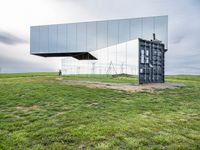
[30,15,168,84]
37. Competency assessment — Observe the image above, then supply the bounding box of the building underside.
[34,52,97,60]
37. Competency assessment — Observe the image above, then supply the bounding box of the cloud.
[0,30,27,45]
[0,43,61,73]
[170,35,185,44]
[0,55,49,73]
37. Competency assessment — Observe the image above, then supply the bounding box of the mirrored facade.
[30,16,168,54]
[30,15,168,84]
[61,40,139,75]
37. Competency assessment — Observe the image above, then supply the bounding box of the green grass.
[0,73,200,149]
[0,72,57,78]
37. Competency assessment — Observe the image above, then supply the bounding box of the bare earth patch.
[16,105,40,112]
[63,79,185,92]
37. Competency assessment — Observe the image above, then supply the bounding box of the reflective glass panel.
[155,16,168,48]
[49,25,57,52]
[108,20,118,46]
[30,26,40,52]
[97,21,107,49]
[142,17,154,40]
[87,22,97,51]
[119,19,130,43]
[57,24,67,52]
[39,25,48,52]
[67,23,77,51]
[130,18,142,40]
[77,23,87,51]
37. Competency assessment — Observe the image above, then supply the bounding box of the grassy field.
[0,73,200,149]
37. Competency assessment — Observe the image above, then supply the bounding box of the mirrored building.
[30,15,168,84]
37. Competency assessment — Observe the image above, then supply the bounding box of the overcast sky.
[0,0,199,74]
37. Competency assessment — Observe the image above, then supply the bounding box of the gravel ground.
[62,79,185,92]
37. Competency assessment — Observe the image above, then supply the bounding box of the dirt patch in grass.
[16,105,40,112]
[87,102,99,107]
[63,79,185,93]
